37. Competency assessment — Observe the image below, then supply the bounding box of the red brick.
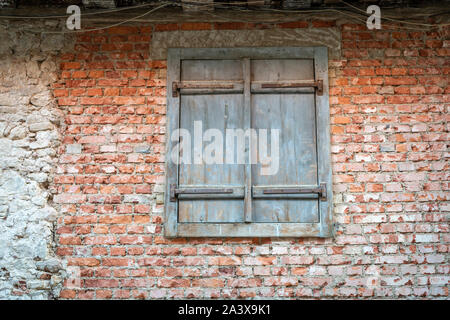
[312,20,336,28]
[154,23,179,32]
[107,26,139,34]
[276,21,308,28]
[61,62,81,70]
[68,258,100,266]
[180,23,212,31]
[158,279,190,288]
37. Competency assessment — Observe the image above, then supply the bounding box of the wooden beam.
[81,0,116,9]
[181,0,214,12]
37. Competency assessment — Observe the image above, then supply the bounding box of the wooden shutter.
[165,47,332,237]
[178,59,246,224]
[251,58,319,223]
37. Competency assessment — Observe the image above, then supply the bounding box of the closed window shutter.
[251,59,319,223]
[165,47,332,237]
[178,59,246,224]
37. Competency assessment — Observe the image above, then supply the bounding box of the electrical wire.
[0,0,264,19]
[208,0,450,30]
[0,2,174,19]
[194,2,447,31]
[3,0,449,34]
[339,0,450,27]
[42,2,172,33]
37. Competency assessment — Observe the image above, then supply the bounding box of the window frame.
[165,46,333,238]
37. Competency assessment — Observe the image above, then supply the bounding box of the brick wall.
[53,21,449,299]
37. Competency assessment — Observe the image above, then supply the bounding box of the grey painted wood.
[251,57,318,224]
[181,59,243,81]
[179,88,244,95]
[314,47,333,237]
[243,58,253,223]
[252,93,319,223]
[178,93,245,223]
[251,87,314,94]
[251,59,314,81]
[177,58,247,224]
[177,223,320,237]
[164,48,181,237]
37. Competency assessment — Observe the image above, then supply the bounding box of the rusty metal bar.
[172,80,243,97]
[256,80,323,95]
[172,80,323,96]
[170,184,237,201]
[261,183,327,200]
[263,188,321,194]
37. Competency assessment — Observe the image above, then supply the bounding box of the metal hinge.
[316,80,323,96]
[172,81,179,97]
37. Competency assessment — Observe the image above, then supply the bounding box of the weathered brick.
[39,19,450,300]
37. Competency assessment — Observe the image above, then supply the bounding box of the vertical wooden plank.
[243,58,252,223]
[164,48,181,237]
[314,47,333,237]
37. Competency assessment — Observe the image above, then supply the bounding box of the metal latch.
[172,80,323,97]
[172,81,237,97]
[262,183,327,200]
[170,184,234,202]
[260,80,323,96]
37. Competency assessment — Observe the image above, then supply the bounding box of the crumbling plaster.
[0,21,73,299]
